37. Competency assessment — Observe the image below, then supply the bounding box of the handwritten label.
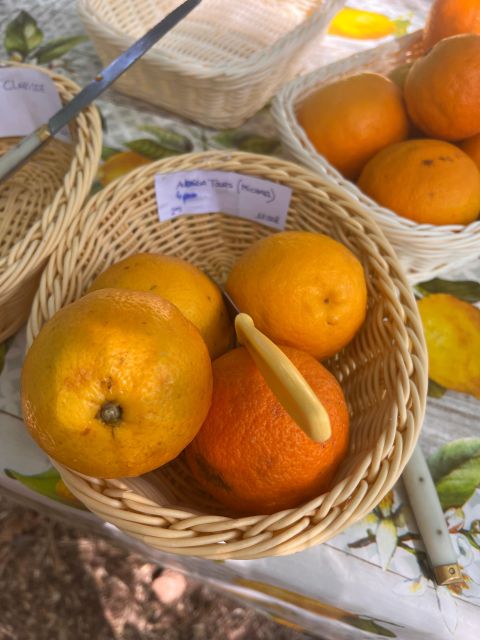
[0,67,69,141]
[155,170,291,230]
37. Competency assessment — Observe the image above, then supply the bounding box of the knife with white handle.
[403,445,462,585]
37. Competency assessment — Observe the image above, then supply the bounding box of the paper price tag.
[155,170,291,231]
[0,67,69,142]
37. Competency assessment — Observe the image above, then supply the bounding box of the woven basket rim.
[0,60,102,275]
[77,0,344,79]
[271,29,480,237]
[26,150,428,558]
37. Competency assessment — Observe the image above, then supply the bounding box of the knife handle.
[0,125,51,182]
[234,313,331,443]
[402,445,462,585]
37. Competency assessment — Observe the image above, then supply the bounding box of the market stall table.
[1,1,479,638]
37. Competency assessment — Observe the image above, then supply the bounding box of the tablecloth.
[1,1,480,638]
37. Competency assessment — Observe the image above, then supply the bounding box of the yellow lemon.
[328,7,396,40]
[418,293,480,398]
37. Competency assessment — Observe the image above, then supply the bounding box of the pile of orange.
[187,231,365,514]
[21,231,368,516]
[297,0,480,226]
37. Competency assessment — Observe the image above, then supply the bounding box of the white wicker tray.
[78,0,345,129]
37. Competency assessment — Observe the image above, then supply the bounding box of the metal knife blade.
[221,288,241,319]
[0,0,202,184]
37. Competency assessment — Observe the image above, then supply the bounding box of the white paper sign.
[155,170,292,231]
[0,66,69,141]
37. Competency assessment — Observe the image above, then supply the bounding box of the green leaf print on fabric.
[427,379,447,398]
[213,130,281,155]
[4,10,43,60]
[428,438,480,510]
[125,139,181,160]
[35,35,88,63]
[345,616,397,637]
[5,467,85,508]
[139,125,193,152]
[416,278,480,303]
[101,146,122,161]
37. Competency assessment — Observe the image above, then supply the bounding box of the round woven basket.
[271,30,480,284]
[27,151,427,560]
[77,0,345,129]
[0,61,102,342]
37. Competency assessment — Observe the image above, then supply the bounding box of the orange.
[357,139,480,225]
[185,346,349,514]
[459,132,480,171]
[98,150,151,187]
[88,253,234,359]
[21,289,213,478]
[296,72,409,179]
[423,0,480,50]
[404,34,480,141]
[226,231,367,359]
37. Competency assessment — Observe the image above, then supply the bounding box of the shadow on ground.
[0,496,309,640]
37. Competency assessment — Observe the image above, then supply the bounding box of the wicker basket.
[271,30,480,284]
[0,62,102,343]
[77,0,345,129]
[27,151,427,560]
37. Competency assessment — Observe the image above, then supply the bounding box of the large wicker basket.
[271,30,480,284]
[27,151,427,560]
[77,0,345,129]
[0,62,102,342]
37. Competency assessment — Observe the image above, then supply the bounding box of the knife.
[222,290,332,443]
[0,0,202,184]
[403,445,462,585]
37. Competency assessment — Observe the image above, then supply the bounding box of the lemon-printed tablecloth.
[1,1,480,638]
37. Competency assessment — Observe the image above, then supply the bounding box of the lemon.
[418,293,480,398]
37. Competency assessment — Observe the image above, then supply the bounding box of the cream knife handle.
[403,445,462,585]
[0,125,51,182]
[234,313,331,443]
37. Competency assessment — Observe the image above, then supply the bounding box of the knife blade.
[222,289,332,443]
[0,0,202,184]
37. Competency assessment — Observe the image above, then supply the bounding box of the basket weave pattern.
[27,151,427,559]
[271,30,480,283]
[0,62,102,342]
[78,0,345,128]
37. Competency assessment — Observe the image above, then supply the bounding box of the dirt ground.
[0,496,309,640]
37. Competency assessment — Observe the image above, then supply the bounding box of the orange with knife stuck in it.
[185,344,350,514]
